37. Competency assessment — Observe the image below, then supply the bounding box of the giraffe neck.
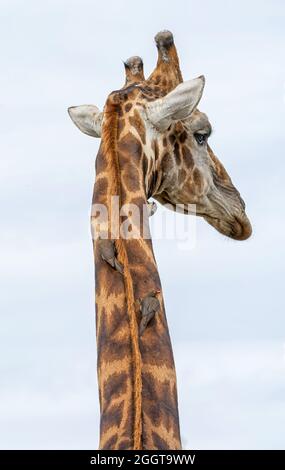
[92,92,181,450]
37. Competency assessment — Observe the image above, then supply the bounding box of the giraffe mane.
[101,97,143,448]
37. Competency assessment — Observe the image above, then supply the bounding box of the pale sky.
[0,0,284,449]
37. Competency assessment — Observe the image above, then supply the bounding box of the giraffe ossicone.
[124,56,145,86]
[68,30,252,450]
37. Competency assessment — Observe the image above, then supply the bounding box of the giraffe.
[68,31,252,450]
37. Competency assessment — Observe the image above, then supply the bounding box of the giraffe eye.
[194,133,208,145]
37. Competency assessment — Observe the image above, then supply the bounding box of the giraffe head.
[68,31,252,241]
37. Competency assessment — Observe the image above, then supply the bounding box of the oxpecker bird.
[98,238,124,274]
[139,290,161,336]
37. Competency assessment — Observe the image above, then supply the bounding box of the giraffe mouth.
[203,214,252,241]
[230,215,252,240]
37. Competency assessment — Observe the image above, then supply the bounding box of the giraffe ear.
[68,105,102,138]
[145,76,205,131]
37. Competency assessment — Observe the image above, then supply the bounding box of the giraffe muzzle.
[231,214,252,241]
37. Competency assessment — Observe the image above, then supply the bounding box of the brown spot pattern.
[129,109,146,145]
